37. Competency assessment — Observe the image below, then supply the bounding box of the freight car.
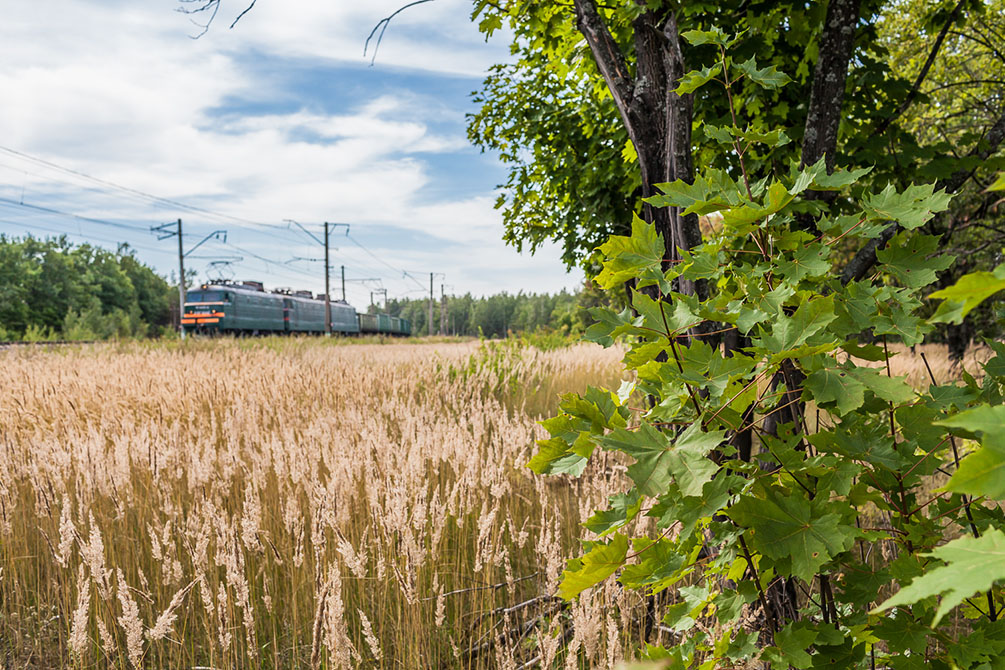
[181,281,410,337]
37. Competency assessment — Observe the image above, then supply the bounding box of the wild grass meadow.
[0,338,981,668]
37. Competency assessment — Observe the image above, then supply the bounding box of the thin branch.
[176,0,256,38]
[229,0,257,28]
[363,0,437,66]
[840,103,1005,285]
[872,0,967,136]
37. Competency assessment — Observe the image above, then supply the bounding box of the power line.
[346,232,427,290]
[0,196,151,233]
[0,146,436,300]
[0,145,302,246]
[0,218,171,256]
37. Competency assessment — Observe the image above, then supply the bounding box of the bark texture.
[573,0,702,288]
[801,0,862,170]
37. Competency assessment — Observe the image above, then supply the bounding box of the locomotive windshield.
[185,291,228,303]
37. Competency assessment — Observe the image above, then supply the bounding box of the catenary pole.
[341,265,346,301]
[177,218,185,341]
[429,272,434,337]
[324,223,331,336]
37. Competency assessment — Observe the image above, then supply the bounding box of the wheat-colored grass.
[0,337,657,669]
[0,337,984,668]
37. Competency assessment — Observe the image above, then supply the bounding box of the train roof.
[191,283,356,309]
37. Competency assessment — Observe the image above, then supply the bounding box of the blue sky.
[0,0,580,308]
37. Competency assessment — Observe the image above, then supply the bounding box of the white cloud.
[0,1,575,301]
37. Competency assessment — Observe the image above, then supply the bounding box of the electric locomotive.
[182,281,410,336]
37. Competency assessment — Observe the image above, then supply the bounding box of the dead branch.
[175,0,256,38]
[363,0,437,66]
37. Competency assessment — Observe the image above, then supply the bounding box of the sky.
[0,0,581,309]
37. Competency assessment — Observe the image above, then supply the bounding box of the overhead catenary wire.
[0,146,305,247]
[346,232,427,290]
[0,217,171,256]
[0,146,434,304]
[0,196,151,233]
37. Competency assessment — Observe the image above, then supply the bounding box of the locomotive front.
[181,286,232,333]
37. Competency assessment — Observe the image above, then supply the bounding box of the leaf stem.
[736,532,778,635]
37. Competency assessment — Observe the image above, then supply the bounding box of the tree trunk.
[573,0,702,292]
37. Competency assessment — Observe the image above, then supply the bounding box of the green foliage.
[470,0,1004,279]
[0,236,173,340]
[526,40,1005,669]
[874,530,1005,626]
[384,287,592,339]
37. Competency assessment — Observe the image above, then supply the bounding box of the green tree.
[470,0,1004,291]
[0,236,174,339]
[527,33,1005,664]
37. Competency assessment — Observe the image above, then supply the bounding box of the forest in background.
[0,234,599,341]
[378,283,616,338]
[0,235,176,340]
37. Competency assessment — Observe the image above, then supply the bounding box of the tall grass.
[0,337,982,668]
[0,337,648,669]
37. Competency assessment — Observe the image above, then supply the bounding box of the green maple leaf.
[939,406,1005,499]
[703,123,737,145]
[863,183,951,230]
[559,533,629,599]
[722,182,795,229]
[938,404,1005,436]
[595,215,664,290]
[876,233,954,288]
[929,264,1005,324]
[618,539,687,594]
[598,423,673,496]
[777,242,831,282]
[585,306,643,347]
[764,622,818,669]
[680,27,728,46]
[848,367,915,405]
[526,437,587,476]
[791,158,871,195]
[585,492,643,537]
[734,57,792,89]
[754,295,836,354]
[738,126,791,148]
[873,529,1005,625]
[873,610,932,654]
[632,292,698,338]
[598,422,723,497]
[649,169,742,216]
[804,368,866,415]
[729,492,857,582]
[675,65,718,94]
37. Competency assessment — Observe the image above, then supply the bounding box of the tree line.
[377,286,608,338]
[0,235,175,340]
[0,234,608,341]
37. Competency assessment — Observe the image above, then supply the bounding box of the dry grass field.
[0,337,981,669]
[0,338,646,669]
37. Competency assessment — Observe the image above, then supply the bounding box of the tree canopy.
[0,235,176,340]
[469,0,1005,285]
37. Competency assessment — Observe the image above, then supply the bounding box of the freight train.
[181,281,410,336]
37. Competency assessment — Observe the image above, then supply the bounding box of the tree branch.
[175,0,256,38]
[841,106,1005,285]
[573,0,635,121]
[363,0,437,65]
[872,0,967,136]
[937,105,1005,194]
